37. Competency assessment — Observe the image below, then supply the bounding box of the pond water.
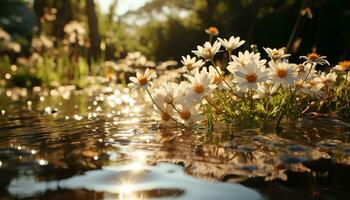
[0,86,349,200]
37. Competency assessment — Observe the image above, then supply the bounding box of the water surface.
[0,86,349,200]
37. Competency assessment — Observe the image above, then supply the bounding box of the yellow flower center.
[164,95,173,104]
[276,68,287,78]
[138,76,148,85]
[186,63,193,70]
[322,79,330,85]
[272,51,279,56]
[245,73,258,83]
[204,48,213,58]
[307,53,320,61]
[161,112,171,121]
[194,83,204,94]
[206,27,219,35]
[180,110,191,120]
[339,60,350,70]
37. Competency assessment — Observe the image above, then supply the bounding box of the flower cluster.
[129,31,349,127]
[31,35,54,52]
[63,21,86,46]
[0,28,21,53]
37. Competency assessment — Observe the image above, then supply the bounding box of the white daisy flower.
[181,55,205,72]
[64,21,86,35]
[153,82,183,105]
[150,91,178,124]
[153,103,175,124]
[333,60,350,72]
[208,66,228,90]
[296,63,317,81]
[228,51,266,72]
[217,36,245,52]
[0,28,11,43]
[253,83,278,99]
[186,67,217,102]
[268,61,297,86]
[303,79,325,94]
[128,68,156,89]
[205,27,219,36]
[233,59,269,91]
[7,42,21,53]
[300,53,330,66]
[263,47,290,61]
[314,71,337,87]
[192,41,221,61]
[64,21,86,45]
[175,96,204,125]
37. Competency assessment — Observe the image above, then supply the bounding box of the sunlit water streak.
[8,163,262,200]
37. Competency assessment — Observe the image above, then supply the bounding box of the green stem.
[228,51,232,63]
[344,73,349,108]
[210,59,241,99]
[276,63,314,127]
[171,103,182,114]
[264,97,269,114]
[249,89,253,112]
[204,96,232,118]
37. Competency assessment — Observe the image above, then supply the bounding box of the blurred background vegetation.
[0,0,349,88]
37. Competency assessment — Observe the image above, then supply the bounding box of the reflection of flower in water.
[148,130,331,182]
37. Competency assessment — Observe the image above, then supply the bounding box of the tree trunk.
[53,1,73,39]
[86,0,101,61]
[33,0,45,20]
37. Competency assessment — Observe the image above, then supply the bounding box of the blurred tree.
[107,0,118,24]
[86,0,101,61]
[33,0,73,38]
[0,0,38,40]
[118,0,350,64]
